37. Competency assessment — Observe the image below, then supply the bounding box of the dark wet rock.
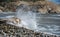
[16,34,21,37]
[0,19,60,37]
[0,20,7,24]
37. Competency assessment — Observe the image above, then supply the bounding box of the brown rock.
[38,7,48,14]
[34,1,60,14]
[14,1,33,6]
[0,17,21,25]
[0,6,4,12]
[0,9,2,12]
[56,6,60,13]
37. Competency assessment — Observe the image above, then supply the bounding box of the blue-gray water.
[0,1,60,35]
[0,12,16,19]
[36,13,60,35]
[0,12,60,36]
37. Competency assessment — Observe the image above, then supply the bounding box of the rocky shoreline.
[0,19,60,37]
[0,0,60,37]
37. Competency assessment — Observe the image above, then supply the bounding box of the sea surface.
[0,11,60,36]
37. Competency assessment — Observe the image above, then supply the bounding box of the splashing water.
[15,5,60,36]
[15,8,60,36]
[15,4,38,31]
[0,4,60,36]
[16,9,38,31]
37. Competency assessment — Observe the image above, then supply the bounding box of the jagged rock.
[0,2,17,12]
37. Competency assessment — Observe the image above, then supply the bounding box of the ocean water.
[36,13,60,35]
[0,4,60,36]
[0,11,60,36]
[16,9,60,35]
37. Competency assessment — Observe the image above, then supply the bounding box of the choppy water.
[0,5,60,36]
[36,14,60,35]
[0,11,60,36]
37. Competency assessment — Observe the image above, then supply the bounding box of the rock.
[38,8,48,14]
[46,2,60,14]
[0,20,59,37]
[4,2,17,12]
[15,1,33,7]
[0,2,17,12]
[46,1,60,14]
[34,1,60,14]
[56,6,60,13]
[0,17,21,25]
[0,20,7,24]
[0,1,60,13]
[0,9,2,12]
[0,6,4,12]
[0,1,33,12]
[34,1,48,14]
[16,1,34,12]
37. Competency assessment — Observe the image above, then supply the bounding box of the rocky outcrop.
[0,1,33,12]
[15,1,60,14]
[34,1,60,14]
[0,1,60,14]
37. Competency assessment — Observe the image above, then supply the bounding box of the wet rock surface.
[0,20,60,37]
